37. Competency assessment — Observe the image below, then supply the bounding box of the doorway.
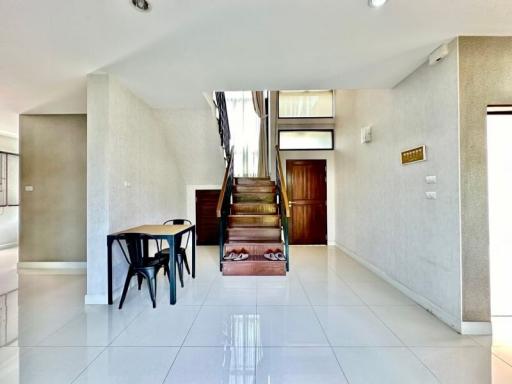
[195,190,220,245]
[286,159,327,245]
[487,107,512,316]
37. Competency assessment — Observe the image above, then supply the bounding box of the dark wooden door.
[286,160,327,245]
[195,190,221,245]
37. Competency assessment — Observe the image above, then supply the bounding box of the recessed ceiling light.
[368,0,388,8]
[131,0,151,12]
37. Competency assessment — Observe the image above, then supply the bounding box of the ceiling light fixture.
[368,0,388,8]
[131,0,151,12]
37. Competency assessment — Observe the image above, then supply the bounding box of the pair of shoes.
[263,249,286,261]
[223,249,250,261]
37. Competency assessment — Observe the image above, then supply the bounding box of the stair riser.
[234,185,276,193]
[228,228,281,242]
[236,178,274,186]
[233,193,275,203]
[229,215,279,227]
[232,204,278,215]
[222,260,286,276]
[224,243,283,256]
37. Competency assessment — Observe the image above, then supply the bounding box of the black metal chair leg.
[145,273,156,308]
[164,263,171,284]
[182,253,191,275]
[176,257,184,288]
[137,275,143,290]
[119,270,133,309]
[153,275,157,301]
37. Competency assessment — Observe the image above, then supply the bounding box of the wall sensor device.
[429,44,449,66]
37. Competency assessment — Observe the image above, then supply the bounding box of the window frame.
[277,90,335,119]
[0,151,20,207]
[278,129,334,151]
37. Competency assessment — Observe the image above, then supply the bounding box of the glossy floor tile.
[334,347,438,384]
[413,346,512,384]
[371,305,477,347]
[0,346,103,384]
[74,346,178,384]
[257,306,328,346]
[255,347,348,384]
[2,245,512,383]
[314,306,402,346]
[184,306,258,347]
[164,347,256,384]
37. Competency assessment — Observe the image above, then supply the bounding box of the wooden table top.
[110,224,194,237]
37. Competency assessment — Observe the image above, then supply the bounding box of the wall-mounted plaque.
[401,145,426,165]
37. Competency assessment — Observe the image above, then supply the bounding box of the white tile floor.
[1,245,512,383]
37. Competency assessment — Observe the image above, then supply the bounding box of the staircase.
[222,177,286,276]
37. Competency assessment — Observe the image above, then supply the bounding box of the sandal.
[263,250,278,261]
[274,250,286,261]
[233,249,249,261]
[223,251,239,260]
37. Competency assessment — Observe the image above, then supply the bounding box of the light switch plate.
[425,191,437,200]
[24,186,34,192]
[361,126,372,144]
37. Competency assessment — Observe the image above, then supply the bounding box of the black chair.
[117,233,169,309]
[154,219,192,288]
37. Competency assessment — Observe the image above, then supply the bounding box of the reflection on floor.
[0,245,512,383]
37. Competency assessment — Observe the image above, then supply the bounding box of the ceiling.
[1,0,512,134]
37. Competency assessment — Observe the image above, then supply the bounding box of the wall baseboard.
[334,242,472,334]
[18,261,86,274]
[460,321,492,336]
[0,242,18,251]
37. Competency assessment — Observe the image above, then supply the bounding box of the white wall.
[86,74,186,303]
[155,108,225,186]
[0,134,19,248]
[334,40,462,330]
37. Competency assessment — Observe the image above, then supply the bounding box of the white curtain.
[252,91,268,177]
[225,91,260,177]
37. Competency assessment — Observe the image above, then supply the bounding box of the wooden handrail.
[275,146,291,218]
[216,151,234,218]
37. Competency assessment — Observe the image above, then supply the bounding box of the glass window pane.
[0,153,6,206]
[278,90,333,118]
[279,130,333,150]
[7,154,19,205]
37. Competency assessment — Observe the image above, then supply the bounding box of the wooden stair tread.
[236,178,275,186]
[232,203,278,215]
[234,185,276,193]
[228,214,280,227]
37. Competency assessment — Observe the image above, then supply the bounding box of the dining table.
[107,224,196,305]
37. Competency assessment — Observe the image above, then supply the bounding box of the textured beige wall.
[19,114,86,262]
[459,37,512,322]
